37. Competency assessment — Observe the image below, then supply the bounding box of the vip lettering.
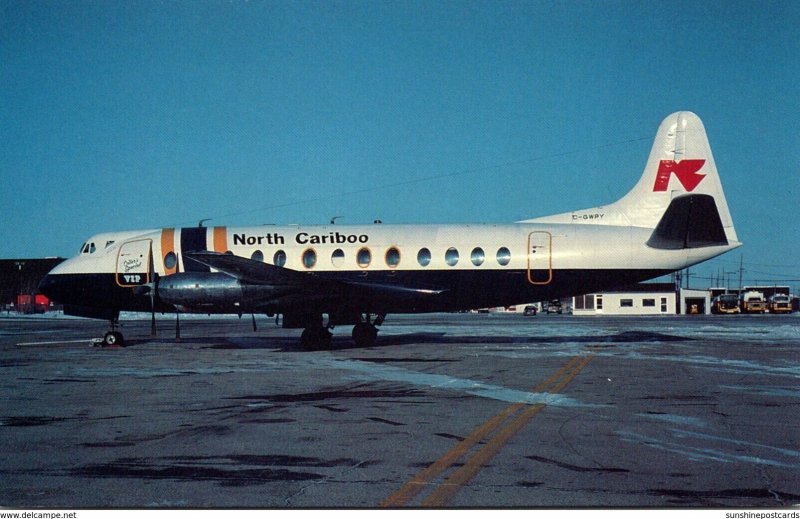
[232,233,286,246]
[123,274,142,283]
[295,232,369,245]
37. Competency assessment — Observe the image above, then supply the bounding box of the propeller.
[148,243,158,337]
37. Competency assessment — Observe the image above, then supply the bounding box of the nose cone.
[38,274,65,303]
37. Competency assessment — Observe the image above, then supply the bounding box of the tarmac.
[0,312,798,508]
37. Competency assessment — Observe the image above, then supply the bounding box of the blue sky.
[2,1,798,289]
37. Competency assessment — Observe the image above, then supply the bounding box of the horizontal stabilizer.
[646,194,728,249]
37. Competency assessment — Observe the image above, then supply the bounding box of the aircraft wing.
[184,250,313,286]
[183,251,446,304]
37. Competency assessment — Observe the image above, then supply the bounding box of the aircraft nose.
[38,274,66,303]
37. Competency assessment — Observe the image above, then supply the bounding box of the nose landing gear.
[102,331,125,347]
[100,314,125,347]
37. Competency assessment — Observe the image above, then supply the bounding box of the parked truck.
[711,294,740,314]
[739,290,766,314]
[768,294,793,314]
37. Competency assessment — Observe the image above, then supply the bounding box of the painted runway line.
[382,352,594,507]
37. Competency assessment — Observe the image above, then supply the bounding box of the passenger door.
[527,231,552,285]
[116,239,152,287]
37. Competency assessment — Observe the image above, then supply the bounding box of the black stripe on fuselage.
[39,268,672,316]
[180,227,209,272]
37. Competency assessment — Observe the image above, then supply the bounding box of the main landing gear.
[299,313,385,350]
[351,313,384,348]
[300,325,333,350]
[352,322,378,348]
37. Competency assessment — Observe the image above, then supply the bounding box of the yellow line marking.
[421,355,593,506]
[381,353,591,507]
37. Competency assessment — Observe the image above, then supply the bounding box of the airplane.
[39,111,740,349]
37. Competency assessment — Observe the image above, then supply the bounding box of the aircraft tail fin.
[521,111,739,246]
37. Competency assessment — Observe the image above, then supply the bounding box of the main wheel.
[300,327,332,350]
[352,323,378,348]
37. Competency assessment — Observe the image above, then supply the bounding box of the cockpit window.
[80,243,88,254]
[89,243,96,254]
[105,241,115,249]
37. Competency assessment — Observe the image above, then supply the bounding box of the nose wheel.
[102,331,125,347]
[100,314,125,347]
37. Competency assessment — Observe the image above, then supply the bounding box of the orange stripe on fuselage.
[161,228,176,275]
[213,226,227,253]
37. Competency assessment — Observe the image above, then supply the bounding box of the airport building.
[0,258,64,313]
[572,283,678,316]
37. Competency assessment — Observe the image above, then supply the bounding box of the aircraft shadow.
[124,329,689,352]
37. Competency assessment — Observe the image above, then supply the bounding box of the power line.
[177,136,651,227]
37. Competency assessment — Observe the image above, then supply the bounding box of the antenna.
[198,218,211,228]
[330,216,343,225]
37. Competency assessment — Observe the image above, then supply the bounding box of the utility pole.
[738,254,744,291]
[14,261,24,314]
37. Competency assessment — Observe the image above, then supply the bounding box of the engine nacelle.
[157,272,243,306]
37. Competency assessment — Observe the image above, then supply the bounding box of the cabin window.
[251,250,264,262]
[496,247,511,266]
[357,247,371,268]
[470,247,485,266]
[302,249,317,269]
[620,299,634,308]
[164,251,177,270]
[445,247,459,266]
[417,248,431,267]
[331,248,345,268]
[273,250,287,267]
[385,247,401,268]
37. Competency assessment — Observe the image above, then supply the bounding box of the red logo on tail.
[653,159,706,192]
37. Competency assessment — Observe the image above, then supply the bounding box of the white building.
[572,283,717,316]
[678,288,712,315]
[572,283,677,316]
